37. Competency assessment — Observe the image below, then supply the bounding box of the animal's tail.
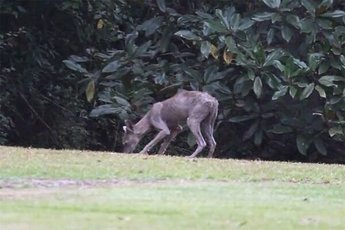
[204,99,218,130]
[209,100,218,130]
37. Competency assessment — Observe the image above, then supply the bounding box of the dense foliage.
[1,0,344,162]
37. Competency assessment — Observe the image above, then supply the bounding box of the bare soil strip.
[0,178,229,199]
[0,178,229,190]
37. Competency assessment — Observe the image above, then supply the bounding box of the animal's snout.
[122,144,134,153]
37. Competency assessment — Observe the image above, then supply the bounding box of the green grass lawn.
[0,146,344,229]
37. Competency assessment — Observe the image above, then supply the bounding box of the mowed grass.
[0,146,344,230]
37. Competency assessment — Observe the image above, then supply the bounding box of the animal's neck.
[134,113,151,135]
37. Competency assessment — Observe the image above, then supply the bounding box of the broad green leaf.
[69,55,89,63]
[159,29,171,52]
[137,17,163,37]
[317,19,332,29]
[174,30,201,40]
[203,81,232,96]
[134,40,151,57]
[321,10,345,18]
[125,32,138,56]
[265,73,282,89]
[203,65,219,83]
[315,85,326,98]
[267,28,274,44]
[94,52,114,60]
[102,60,121,73]
[300,18,315,33]
[247,69,255,81]
[63,60,88,73]
[156,0,166,12]
[252,12,275,22]
[300,83,315,100]
[269,124,293,134]
[329,126,344,137]
[340,55,345,69]
[85,80,95,102]
[329,97,343,105]
[229,114,257,123]
[314,138,327,156]
[281,25,293,42]
[224,36,238,51]
[238,18,254,30]
[319,0,334,9]
[215,9,230,29]
[114,96,131,107]
[253,45,265,66]
[230,13,241,31]
[330,58,342,70]
[205,20,228,33]
[308,53,324,71]
[201,41,211,58]
[184,68,201,80]
[243,120,259,141]
[318,62,329,75]
[319,75,345,87]
[253,77,263,98]
[286,15,300,29]
[272,86,288,100]
[89,105,121,117]
[264,49,284,67]
[296,135,310,155]
[293,58,308,69]
[289,86,297,98]
[105,68,131,80]
[262,0,281,9]
[301,0,316,15]
[272,60,285,72]
[271,13,282,23]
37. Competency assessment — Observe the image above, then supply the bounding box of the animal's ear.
[125,120,133,127]
[124,120,134,132]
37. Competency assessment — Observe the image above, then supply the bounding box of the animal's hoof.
[187,156,197,162]
[139,150,149,156]
[139,151,149,159]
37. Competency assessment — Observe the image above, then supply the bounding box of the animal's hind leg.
[187,102,211,158]
[201,121,216,158]
[202,101,218,158]
[187,110,209,158]
[187,117,206,158]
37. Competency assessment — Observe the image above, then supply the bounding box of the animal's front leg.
[158,125,183,155]
[139,129,170,155]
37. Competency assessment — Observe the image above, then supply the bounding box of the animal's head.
[122,120,141,153]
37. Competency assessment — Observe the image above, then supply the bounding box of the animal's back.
[158,90,218,127]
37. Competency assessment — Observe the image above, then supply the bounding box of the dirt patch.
[0,178,228,200]
[0,178,133,189]
[0,178,224,190]
[0,179,146,199]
